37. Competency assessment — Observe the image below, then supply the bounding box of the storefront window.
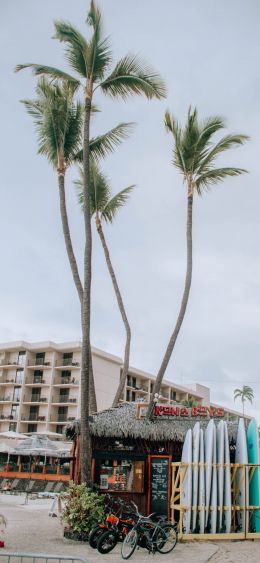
[98,459,144,493]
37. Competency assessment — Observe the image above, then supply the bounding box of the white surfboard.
[204,419,214,528]
[217,420,225,532]
[198,428,205,533]
[235,418,248,532]
[181,428,192,534]
[192,422,200,532]
[209,422,217,533]
[223,421,232,533]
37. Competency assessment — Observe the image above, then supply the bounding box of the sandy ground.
[0,494,259,562]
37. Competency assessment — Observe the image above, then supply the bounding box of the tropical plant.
[147,107,248,418]
[234,385,254,416]
[16,0,166,482]
[20,79,134,413]
[61,482,105,536]
[76,161,134,408]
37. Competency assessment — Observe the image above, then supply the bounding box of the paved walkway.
[0,494,259,562]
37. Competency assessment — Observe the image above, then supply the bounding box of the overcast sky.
[1,0,260,420]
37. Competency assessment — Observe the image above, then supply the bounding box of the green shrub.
[61,482,105,535]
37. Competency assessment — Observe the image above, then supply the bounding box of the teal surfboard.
[247,419,260,532]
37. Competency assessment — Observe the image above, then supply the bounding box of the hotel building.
[0,341,246,435]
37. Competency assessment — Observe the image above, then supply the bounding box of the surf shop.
[66,402,260,541]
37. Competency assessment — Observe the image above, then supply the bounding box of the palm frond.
[75,162,111,217]
[54,21,88,78]
[14,63,80,87]
[21,77,82,168]
[195,167,247,195]
[87,0,102,29]
[99,54,166,100]
[102,186,134,223]
[197,133,249,175]
[74,122,135,163]
[164,111,186,174]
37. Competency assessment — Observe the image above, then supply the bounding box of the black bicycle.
[121,504,177,559]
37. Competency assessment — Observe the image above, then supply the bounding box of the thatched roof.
[66,403,239,443]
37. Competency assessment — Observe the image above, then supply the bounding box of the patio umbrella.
[15,435,70,458]
[0,431,28,440]
[0,442,16,462]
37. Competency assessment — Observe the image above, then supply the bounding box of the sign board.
[136,403,225,419]
[148,455,171,517]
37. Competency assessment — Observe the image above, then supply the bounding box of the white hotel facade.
[0,341,245,435]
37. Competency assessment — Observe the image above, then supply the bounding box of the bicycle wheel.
[155,523,178,554]
[121,528,139,560]
[97,529,118,554]
[89,525,106,548]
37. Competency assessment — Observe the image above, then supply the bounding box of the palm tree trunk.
[96,221,131,408]
[80,94,93,483]
[58,172,97,414]
[146,186,193,419]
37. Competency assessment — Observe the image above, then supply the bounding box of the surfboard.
[209,422,217,533]
[217,420,224,532]
[223,421,232,533]
[192,422,200,532]
[204,419,214,528]
[235,417,249,531]
[247,418,260,532]
[181,428,192,534]
[198,428,205,533]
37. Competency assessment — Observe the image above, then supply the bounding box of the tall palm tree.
[147,107,248,418]
[21,78,133,414]
[234,385,254,416]
[76,162,134,408]
[16,0,166,482]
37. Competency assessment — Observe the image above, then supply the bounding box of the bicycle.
[121,504,177,559]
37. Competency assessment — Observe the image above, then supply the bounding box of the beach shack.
[66,402,238,518]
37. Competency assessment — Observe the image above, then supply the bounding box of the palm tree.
[16,0,166,482]
[21,78,133,414]
[147,107,248,418]
[181,397,198,408]
[234,385,254,416]
[76,162,134,408]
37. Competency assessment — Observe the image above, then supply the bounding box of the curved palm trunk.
[80,94,93,484]
[58,172,97,414]
[147,188,193,419]
[96,221,131,408]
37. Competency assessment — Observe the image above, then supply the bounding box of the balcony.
[55,360,80,370]
[0,397,12,403]
[25,378,49,386]
[21,414,46,422]
[23,396,48,404]
[53,376,79,386]
[27,361,51,369]
[52,397,77,404]
[0,379,22,386]
[0,360,19,368]
[0,414,18,421]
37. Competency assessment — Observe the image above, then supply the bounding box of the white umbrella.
[0,442,16,462]
[0,431,28,440]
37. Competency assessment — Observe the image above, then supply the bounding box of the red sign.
[153,405,225,418]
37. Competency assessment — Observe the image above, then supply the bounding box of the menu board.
[149,456,170,516]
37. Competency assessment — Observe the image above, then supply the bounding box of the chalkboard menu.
[149,456,170,516]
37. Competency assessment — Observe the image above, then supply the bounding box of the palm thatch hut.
[66,402,239,515]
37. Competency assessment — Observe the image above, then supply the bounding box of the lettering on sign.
[153,405,225,418]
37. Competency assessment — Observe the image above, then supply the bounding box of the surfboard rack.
[171,461,260,541]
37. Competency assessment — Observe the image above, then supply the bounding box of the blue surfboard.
[247,418,260,532]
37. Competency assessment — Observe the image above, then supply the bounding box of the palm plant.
[16,0,166,482]
[21,78,134,414]
[181,397,198,408]
[234,385,254,416]
[147,107,248,418]
[76,162,134,408]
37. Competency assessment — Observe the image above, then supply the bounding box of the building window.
[17,351,26,366]
[29,406,39,420]
[10,405,19,420]
[97,459,144,493]
[58,406,68,421]
[15,369,23,384]
[56,425,64,434]
[28,424,37,433]
[33,370,43,383]
[150,383,154,393]
[63,353,73,366]
[127,374,131,386]
[13,387,21,402]
[170,390,176,401]
[60,389,69,402]
[9,422,17,432]
[35,352,45,366]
